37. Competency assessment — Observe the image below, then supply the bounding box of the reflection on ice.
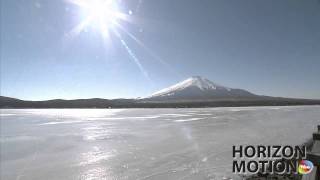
[38,121,84,125]
[80,167,108,180]
[0,113,16,116]
[80,146,115,166]
[175,117,205,122]
[26,109,124,118]
[1,106,320,180]
[82,123,113,141]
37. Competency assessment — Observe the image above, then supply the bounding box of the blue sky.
[1,0,320,100]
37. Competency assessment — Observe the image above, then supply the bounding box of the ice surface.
[1,106,320,180]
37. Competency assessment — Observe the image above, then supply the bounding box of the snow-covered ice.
[1,106,319,180]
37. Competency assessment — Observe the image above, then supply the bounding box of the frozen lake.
[1,106,320,180]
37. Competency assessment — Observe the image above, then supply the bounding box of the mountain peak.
[149,76,230,98]
[188,75,209,81]
[190,75,202,79]
[146,76,257,100]
[183,76,228,90]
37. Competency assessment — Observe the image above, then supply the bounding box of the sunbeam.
[112,29,150,80]
[113,22,182,77]
[67,0,122,38]
[66,0,179,81]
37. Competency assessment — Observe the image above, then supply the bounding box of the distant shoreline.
[1,95,320,109]
[1,105,320,110]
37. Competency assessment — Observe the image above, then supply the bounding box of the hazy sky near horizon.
[1,0,320,100]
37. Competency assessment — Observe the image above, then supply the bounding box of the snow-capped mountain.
[145,76,258,101]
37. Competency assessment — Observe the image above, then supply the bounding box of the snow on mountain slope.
[146,76,258,101]
[151,76,230,97]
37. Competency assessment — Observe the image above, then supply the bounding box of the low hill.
[1,76,320,108]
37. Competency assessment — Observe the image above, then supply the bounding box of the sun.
[82,0,118,33]
[69,0,124,38]
[67,0,170,81]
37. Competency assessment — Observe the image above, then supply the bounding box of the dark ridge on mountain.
[1,77,320,108]
[1,95,320,108]
[0,96,134,108]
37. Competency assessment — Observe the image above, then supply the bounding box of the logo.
[232,145,308,175]
[298,160,314,174]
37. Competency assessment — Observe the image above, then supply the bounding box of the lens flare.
[112,29,150,80]
[113,22,182,77]
[68,0,122,38]
[67,0,176,81]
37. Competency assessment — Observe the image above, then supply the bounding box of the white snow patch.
[175,117,205,122]
[149,76,230,97]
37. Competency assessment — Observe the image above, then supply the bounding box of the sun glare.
[67,0,171,81]
[69,0,122,38]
